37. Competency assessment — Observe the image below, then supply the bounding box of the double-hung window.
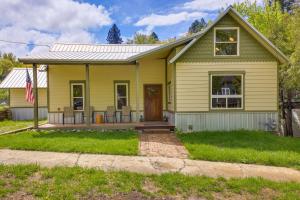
[214,27,239,56]
[211,74,243,109]
[71,82,85,111]
[115,82,129,110]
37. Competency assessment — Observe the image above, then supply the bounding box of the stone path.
[139,131,189,158]
[1,149,300,182]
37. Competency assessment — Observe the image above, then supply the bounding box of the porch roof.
[0,68,47,89]
[19,43,161,64]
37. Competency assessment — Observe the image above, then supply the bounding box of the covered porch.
[20,44,178,129]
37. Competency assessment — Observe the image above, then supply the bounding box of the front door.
[144,84,163,121]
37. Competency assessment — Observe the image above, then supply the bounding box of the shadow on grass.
[178,130,300,153]
[30,130,137,140]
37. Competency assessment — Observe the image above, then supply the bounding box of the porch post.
[85,64,91,126]
[33,63,39,129]
[135,61,140,122]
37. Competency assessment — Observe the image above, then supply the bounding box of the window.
[115,82,129,110]
[71,82,85,111]
[214,28,239,56]
[211,74,243,109]
[167,82,172,103]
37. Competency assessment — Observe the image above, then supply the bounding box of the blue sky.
[0,0,260,56]
[80,0,220,42]
[85,0,216,42]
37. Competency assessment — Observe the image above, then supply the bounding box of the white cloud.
[123,16,133,25]
[0,0,112,57]
[135,11,207,29]
[182,0,263,11]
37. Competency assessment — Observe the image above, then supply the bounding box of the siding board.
[176,62,278,112]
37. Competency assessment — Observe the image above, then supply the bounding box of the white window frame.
[210,74,243,110]
[115,82,129,110]
[71,82,85,111]
[214,27,240,56]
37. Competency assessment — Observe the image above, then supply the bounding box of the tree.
[150,32,159,42]
[0,52,24,103]
[106,24,123,44]
[268,0,296,13]
[234,1,300,136]
[188,18,207,34]
[0,52,23,80]
[130,32,160,44]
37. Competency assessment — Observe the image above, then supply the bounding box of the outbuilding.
[0,68,47,120]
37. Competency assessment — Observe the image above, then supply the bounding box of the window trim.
[210,73,244,110]
[214,27,240,57]
[114,81,130,111]
[70,81,85,111]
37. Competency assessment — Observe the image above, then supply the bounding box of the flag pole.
[33,63,38,129]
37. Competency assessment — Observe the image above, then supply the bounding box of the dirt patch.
[82,191,179,200]
[142,179,160,193]
[28,172,42,182]
[212,191,253,200]
[3,191,35,200]
[259,188,279,199]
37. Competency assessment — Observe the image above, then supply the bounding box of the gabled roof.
[19,6,288,64]
[169,6,289,64]
[0,68,47,89]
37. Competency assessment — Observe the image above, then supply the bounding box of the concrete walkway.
[1,149,300,182]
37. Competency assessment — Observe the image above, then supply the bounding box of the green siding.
[178,14,276,63]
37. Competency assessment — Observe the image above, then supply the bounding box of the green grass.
[1,164,300,199]
[0,130,138,155]
[178,130,300,169]
[0,120,35,133]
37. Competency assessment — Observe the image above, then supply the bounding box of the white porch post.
[135,61,140,122]
[33,63,39,129]
[85,64,91,126]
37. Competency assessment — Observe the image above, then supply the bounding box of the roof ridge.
[52,42,161,46]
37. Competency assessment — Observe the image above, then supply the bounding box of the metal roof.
[50,43,159,53]
[19,44,160,63]
[0,68,47,88]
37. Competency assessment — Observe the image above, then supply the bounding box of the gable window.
[210,74,243,109]
[214,27,239,56]
[115,82,129,110]
[71,82,85,111]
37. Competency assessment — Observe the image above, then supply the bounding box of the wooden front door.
[144,84,163,121]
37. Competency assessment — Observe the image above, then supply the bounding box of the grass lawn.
[1,164,300,200]
[178,130,300,169]
[0,130,138,155]
[0,120,47,134]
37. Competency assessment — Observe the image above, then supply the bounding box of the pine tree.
[188,18,207,34]
[150,32,159,42]
[106,24,123,44]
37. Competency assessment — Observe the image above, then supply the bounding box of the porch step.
[135,123,175,132]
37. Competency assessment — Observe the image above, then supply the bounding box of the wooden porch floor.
[39,122,175,131]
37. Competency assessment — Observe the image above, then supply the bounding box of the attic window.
[214,27,239,56]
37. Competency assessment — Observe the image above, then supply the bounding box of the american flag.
[25,68,34,104]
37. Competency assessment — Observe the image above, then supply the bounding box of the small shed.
[0,68,47,120]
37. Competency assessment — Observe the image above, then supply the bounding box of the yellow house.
[0,68,47,120]
[19,7,288,131]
